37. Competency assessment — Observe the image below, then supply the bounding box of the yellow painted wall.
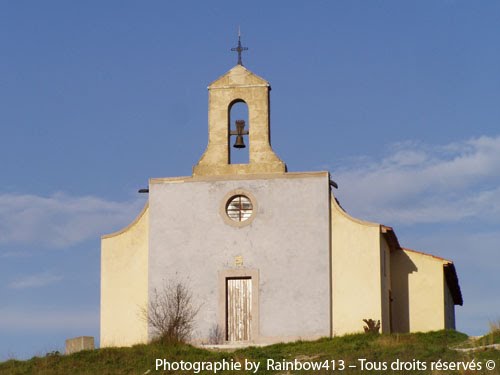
[330,195,385,335]
[100,203,149,347]
[391,249,445,332]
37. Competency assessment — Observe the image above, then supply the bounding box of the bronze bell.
[232,119,247,148]
[233,135,246,148]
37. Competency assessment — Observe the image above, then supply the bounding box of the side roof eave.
[381,225,402,252]
[444,262,464,306]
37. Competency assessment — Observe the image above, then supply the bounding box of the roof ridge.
[401,247,452,263]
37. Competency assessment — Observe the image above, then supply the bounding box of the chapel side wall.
[330,197,383,335]
[391,250,445,333]
[101,204,149,347]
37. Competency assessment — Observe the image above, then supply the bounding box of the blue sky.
[1,1,499,360]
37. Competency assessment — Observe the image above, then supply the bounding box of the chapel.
[100,41,462,347]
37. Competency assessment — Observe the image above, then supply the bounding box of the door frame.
[218,269,259,343]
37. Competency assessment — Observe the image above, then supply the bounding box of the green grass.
[487,320,500,345]
[1,331,499,375]
[454,321,500,349]
[478,331,500,345]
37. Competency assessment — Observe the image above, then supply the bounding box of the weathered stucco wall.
[330,196,384,335]
[101,204,149,347]
[391,249,445,333]
[149,172,331,343]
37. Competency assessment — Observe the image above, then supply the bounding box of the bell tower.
[193,51,286,176]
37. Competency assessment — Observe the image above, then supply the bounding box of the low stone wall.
[65,336,94,354]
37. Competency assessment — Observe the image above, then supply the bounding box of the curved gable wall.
[330,195,385,335]
[101,203,149,347]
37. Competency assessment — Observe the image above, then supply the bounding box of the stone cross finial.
[231,27,248,65]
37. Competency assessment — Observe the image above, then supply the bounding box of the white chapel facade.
[100,57,462,348]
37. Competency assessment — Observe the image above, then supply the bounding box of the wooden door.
[226,278,252,341]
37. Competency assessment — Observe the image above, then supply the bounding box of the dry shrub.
[208,324,225,345]
[488,319,500,333]
[144,281,200,344]
[363,319,381,334]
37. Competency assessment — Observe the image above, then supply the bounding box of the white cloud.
[8,272,63,289]
[333,135,500,225]
[0,192,146,250]
[0,250,32,259]
[331,135,500,335]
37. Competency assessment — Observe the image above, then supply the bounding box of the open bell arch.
[193,64,286,176]
[228,99,249,164]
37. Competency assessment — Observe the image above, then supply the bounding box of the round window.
[226,195,253,222]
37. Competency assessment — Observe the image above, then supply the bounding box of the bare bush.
[363,318,381,333]
[208,324,225,345]
[144,281,200,344]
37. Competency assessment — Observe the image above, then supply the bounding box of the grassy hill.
[1,330,499,375]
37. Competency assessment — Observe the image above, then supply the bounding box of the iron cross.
[231,28,248,65]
